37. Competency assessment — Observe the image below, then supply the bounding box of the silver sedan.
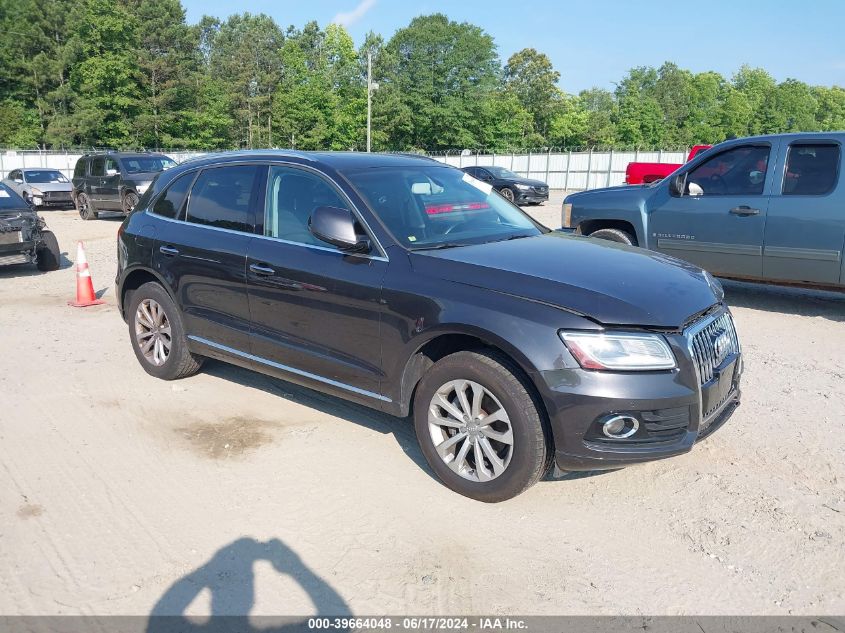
[2,168,74,207]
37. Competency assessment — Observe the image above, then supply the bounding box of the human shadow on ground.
[147,537,351,633]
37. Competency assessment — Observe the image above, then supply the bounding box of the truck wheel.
[499,187,516,203]
[35,230,61,272]
[413,350,551,502]
[122,191,139,216]
[589,227,637,246]
[128,282,203,381]
[76,193,98,220]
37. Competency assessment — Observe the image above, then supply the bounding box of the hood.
[565,183,649,202]
[505,177,547,187]
[28,182,72,193]
[411,232,719,328]
[123,171,159,184]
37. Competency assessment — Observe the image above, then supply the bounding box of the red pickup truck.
[625,145,711,185]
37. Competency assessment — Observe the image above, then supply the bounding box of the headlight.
[562,202,573,228]
[30,187,43,196]
[559,331,677,371]
[515,183,531,190]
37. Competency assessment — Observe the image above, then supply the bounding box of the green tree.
[504,48,560,139]
[380,14,500,150]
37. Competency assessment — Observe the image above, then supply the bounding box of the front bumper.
[516,190,549,204]
[536,326,742,471]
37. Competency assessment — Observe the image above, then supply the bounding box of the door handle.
[249,263,275,276]
[730,206,760,216]
[159,245,179,257]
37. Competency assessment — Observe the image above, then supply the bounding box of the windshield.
[120,156,176,174]
[0,183,27,209]
[343,165,544,249]
[25,169,68,184]
[484,166,520,179]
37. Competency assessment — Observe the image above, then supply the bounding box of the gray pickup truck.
[563,132,845,289]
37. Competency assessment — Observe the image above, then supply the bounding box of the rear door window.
[686,145,771,196]
[90,158,105,177]
[152,172,195,219]
[782,144,840,196]
[186,165,261,233]
[74,160,87,178]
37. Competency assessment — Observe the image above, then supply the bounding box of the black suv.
[460,166,549,205]
[72,152,175,220]
[117,152,742,502]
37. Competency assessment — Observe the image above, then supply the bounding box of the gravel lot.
[1,198,843,617]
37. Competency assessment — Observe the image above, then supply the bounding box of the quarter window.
[186,165,260,233]
[264,166,349,247]
[686,145,770,196]
[152,172,194,219]
[783,144,840,196]
[74,160,86,178]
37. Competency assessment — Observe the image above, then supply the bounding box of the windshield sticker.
[408,236,417,242]
[462,172,493,195]
[425,202,491,216]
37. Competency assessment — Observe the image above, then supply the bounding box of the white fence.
[432,149,689,190]
[0,148,689,191]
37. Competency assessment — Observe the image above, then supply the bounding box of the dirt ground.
[1,195,844,617]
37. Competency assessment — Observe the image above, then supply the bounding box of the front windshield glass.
[343,165,544,250]
[485,166,519,179]
[120,156,176,174]
[0,183,27,209]
[25,169,69,184]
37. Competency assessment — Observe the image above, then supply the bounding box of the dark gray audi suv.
[116,151,742,502]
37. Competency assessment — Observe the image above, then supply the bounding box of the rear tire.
[35,230,61,272]
[128,281,203,380]
[76,192,98,220]
[589,227,637,246]
[413,350,551,502]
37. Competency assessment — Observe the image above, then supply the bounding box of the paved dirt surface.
[1,200,843,617]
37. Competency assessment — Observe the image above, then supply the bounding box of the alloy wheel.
[427,379,514,482]
[500,187,515,203]
[134,298,172,366]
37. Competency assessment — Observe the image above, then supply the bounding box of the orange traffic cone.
[68,241,105,307]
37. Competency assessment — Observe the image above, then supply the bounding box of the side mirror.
[14,178,23,184]
[309,206,370,253]
[668,173,686,197]
[106,168,118,176]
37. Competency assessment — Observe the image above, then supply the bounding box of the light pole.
[366,51,379,153]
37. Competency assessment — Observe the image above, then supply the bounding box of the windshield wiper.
[410,242,471,251]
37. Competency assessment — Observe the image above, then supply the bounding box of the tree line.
[1,0,843,152]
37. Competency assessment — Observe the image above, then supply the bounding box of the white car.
[2,168,74,208]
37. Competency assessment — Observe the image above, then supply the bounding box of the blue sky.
[181,0,845,93]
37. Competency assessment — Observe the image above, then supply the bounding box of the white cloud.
[332,0,377,27]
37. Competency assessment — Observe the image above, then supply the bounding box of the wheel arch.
[577,219,640,244]
[395,326,546,420]
[119,266,174,321]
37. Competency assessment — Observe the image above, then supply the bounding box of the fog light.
[602,415,639,439]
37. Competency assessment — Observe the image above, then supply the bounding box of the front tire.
[499,187,516,204]
[76,192,98,220]
[589,227,637,246]
[35,230,61,271]
[413,350,551,502]
[128,282,203,380]
[122,191,139,216]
